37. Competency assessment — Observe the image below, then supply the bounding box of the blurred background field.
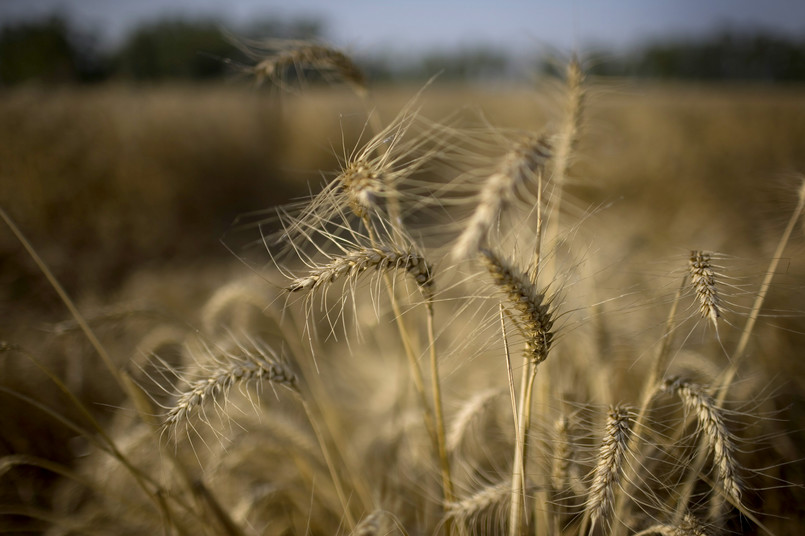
[4,78,805,532]
[3,81,805,302]
[2,2,805,533]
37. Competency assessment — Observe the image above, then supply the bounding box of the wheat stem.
[427,300,455,503]
[718,178,805,401]
[612,274,686,536]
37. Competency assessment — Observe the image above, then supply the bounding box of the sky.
[2,0,805,56]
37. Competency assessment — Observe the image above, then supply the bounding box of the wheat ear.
[479,248,554,535]
[243,39,366,95]
[444,480,512,533]
[452,135,552,260]
[287,246,433,296]
[633,513,711,536]
[164,340,298,429]
[661,378,742,506]
[447,388,500,453]
[480,249,554,363]
[689,251,720,328]
[585,405,633,535]
[350,509,385,536]
[546,55,584,239]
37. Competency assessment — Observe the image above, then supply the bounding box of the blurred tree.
[419,47,510,81]
[589,30,805,82]
[112,16,326,81]
[0,15,102,85]
[112,19,238,80]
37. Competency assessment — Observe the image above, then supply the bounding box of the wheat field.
[2,46,805,535]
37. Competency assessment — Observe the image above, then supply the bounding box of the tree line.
[2,15,804,85]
